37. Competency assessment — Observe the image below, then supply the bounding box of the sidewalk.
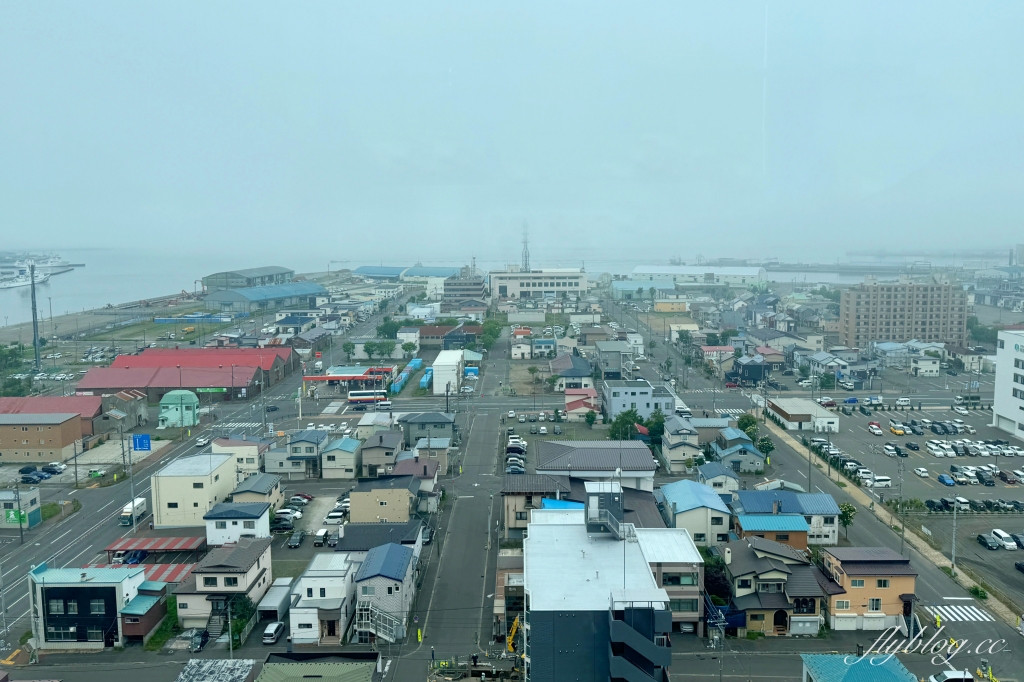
[763,419,1020,630]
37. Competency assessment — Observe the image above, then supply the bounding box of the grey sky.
[2,2,1021,265]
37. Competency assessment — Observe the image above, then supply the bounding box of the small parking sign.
[132,434,151,451]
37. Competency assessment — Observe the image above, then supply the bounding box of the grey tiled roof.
[785,564,826,598]
[537,440,655,473]
[501,474,570,495]
[333,520,422,552]
[231,473,280,496]
[193,537,271,573]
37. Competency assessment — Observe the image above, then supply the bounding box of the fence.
[236,612,258,647]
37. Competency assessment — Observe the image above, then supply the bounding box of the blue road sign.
[970,381,980,390]
[132,434,151,451]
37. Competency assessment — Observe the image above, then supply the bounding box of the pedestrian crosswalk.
[321,401,345,415]
[717,408,748,415]
[923,604,994,622]
[218,422,262,429]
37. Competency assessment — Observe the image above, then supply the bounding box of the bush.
[969,585,988,600]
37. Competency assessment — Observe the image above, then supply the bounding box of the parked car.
[125,550,148,565]
[270,519,294,532]
[905,442,920,451]
[18,465,37,475]
[421,526,433,545]
[991,529,1017,549]
[553,425,562,434]
[21,474,42,484]
[288,496,309,506]
[937,474,956,486]
[924,499,943,511]
[33,471,51,480]
[914,467,929,478]
[868,425,883,436]
[47,462,67,472]
[88,468,107,478]
[999,471,1020,484]
[977,534,1001,550]
[293,492,315,500]
[530,425,538,434]
[262,621,285,644]
[287,531,306,548]
[1016,561,1024,575]
[953,406,969,416]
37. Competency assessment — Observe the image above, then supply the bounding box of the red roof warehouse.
[110,347,297,384]
[77,365,258,403]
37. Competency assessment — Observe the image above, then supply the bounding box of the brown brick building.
[0,413,81,463]
[839,276,967,347]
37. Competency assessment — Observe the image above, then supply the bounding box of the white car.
[913,467,929,478]
[868,425,883,436]
[508,411,516,418]
[275,508,302,520]
[991,529,1017,550]
[460,386,474,393]
[1012,469,1024,480]
[195,437,210,447]
[47,461,68,472]
[953,406,969,416]
[307,423,315,429]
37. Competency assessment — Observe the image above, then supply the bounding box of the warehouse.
[202,266,294,292]
[76,365,259,403]
[631,265,766,288]
[111,347,294,385]
[203,282,328,313]
[766,398,839,433]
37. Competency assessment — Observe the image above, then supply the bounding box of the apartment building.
[151,455,236,528]
[839,276,968,347]
[442,274,486,311]
[820,547,917,631]
[0,413,80,463]
[993,330,1024,437]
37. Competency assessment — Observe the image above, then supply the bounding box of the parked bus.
[347,389,388,404]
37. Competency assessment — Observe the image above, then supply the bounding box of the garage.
[833,615,857,631]
[862,614,888,631]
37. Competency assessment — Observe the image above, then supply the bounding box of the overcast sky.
[2,2,1021,267]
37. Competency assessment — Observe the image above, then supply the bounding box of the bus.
[347,389,388,404]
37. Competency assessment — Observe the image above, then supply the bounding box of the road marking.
[924,604,994,622]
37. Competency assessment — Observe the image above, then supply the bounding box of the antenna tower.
[521,223,530,272]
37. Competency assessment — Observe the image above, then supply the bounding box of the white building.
[659,480,733,546]
[488,267,588,301]
[290,553,359,645]
[397,327,420,355]
[910,355,939,377]
[322,436,361,479]
[173,537,274,630]
[630,265,766,288]
[767,398,839,433]
[151,454,236,528]
[431,350,464,396]
[993,330,1024,438]
[353,543,417,644]
[626,333,645,357]
[203,502,271,545]
[211,437,272,483]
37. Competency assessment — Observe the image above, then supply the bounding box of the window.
[89,599,105,615]
[305,447,314,453]
[204,577,218,587]
[246,457,255,464]
[125,617,140,624]
[716,534,728,542]
[87,626,103,641]
[669,599,699,612]
[835,600,850,610]
[243,521,255,529]
[47,626,74,641]
[320,588,326,598]
[307,588,313,597]
[737,579,751,592]
[193,482,204,489]
[379,500,387,506]
[361,586,375,596]
[850,579,865,588]
[224,577,238,587]
[292,446,301,453]
[298,623,313,629]
[775,534,789,541]
[515,512,528,521]
[662,573,698,586]
[179,602,188,609]
[327,455,336,462]
[869,599,882,612]
[748,614,764,622]
[387,586,393,595]
[215,521,227,529]
[712,481,723,488]
[877,579,890,589]
[823,516,835,525]
[2,503,11,510]
[711,516,723,526]
[237,458,244,464]
[66,600,78,615]
[693,533,706,542]
[48,599,64,615]
[167,502,179,508]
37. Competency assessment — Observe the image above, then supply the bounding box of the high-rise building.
[441,273,486,311]
[839,276,967,347]
[992,330,1024,437]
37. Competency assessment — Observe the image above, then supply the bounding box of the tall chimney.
[772,499,779,515]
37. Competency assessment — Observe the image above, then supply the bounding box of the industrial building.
[77,365,259,404]
[488,267,588,300]
[201,266,294,292]
[431,350,464,395]
[630,265,766,288]
[203,282,328,313]
[839,275,968,347]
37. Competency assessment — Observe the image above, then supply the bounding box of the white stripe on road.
[924,605,994,622]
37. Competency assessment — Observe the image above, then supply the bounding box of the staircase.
[207,613,225,639]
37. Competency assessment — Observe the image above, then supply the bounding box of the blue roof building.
[733,491,841,545]
[800,654,917,682]
[659,480,732,547]
[735,514,810,532]
[353,543,417,643]
[661,480,731,515]
[204,282,328,313]
[353,266,407,280]
[356,543,414,582]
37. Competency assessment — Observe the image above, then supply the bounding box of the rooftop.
[391,458,439,478]
[769,398,836,420]
[0,396,102,417]
[355,543,413,582]
[205,281,328,302]
[0,412,78,425]
[203,502,270,521]
[800,654,917,682]
[697,462,739,481]
[190,537,271,575]
[256,661,376,682]
[414,437,451,449]
[733,490,841,516]
[231,473,281,496]
[324,436,361,453]
[333,520,422,552]
[155,454,232,477]
[660,479,730,514]
[501,474,571,495]
[29,562,144,585]
[634,528,703,564]
[397,412,455,424]
[736,514,810,533]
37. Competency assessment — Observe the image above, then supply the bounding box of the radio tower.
[521,223,530,272]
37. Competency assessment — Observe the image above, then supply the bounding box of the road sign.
[970,381,980,390]
[132,434,151,451]
[196,387,227,393]
[315,351,322,358]
[4,510,26,524]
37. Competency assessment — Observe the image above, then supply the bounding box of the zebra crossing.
[923,604,994,622]
[217,422,263,429]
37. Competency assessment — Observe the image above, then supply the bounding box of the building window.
[662,573,698,586]
[204,577,218,587]
[89,599,105,615]
[850,579,865,588]
[379,501,387,506]
[716,534,728,542]
[327,455,336,462]
[738,578,752,589]
[835,600,850,610]
[823,517,835,525]
[387,586,394,595]
[167,502,178,508]
[775,534,789,541]
[307,588,313,597]
[748,614,764,622]
[246,457,255,464]
[305,447,314,454]
[298,623,313,629]
[361,586,375,596]
[87,626,103,641]
[320,588,326,598]
[869,599,882,612]
[47,626,74,641]
[125,617,140,624]
[877,579,890,589]
[179,602,188,609]
[693,533,706,542]
[66,600,78,615]
[224,577,238,587]
[48,599,64,615]
[243,521,255,529]
[193,482,204,489]
[515,512,528,521]
[215,521,227,529]
[711,516,723,526]
[669,599,699,612]
[292,447,301,453]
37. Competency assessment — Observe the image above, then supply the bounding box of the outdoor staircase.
[207,614,225,639]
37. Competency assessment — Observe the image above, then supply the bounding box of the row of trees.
[607,407,667,442]
[736,413,775,456]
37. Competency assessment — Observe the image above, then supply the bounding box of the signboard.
[315,351,322,358]
[132,434,151,452]
[970,381,980,390]
[4,510,27,524]
[196,387,227,393]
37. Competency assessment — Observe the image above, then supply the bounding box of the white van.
[377,400,392,409]
[991,529,1017,550]
[896,397,911,407]
[870,475,892,488]
[313,528,330,546]
[324,511,346,525]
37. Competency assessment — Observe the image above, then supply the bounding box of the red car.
[819,400,837,407]
[293,492,315,500]
[724,382,738,388]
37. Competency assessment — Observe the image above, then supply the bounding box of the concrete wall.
[349,488,413,523]
[508,312,546,323]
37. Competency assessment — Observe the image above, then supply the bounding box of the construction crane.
[507,615,520,653]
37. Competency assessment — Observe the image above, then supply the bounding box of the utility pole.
[30,263,41,371]
[125,423,138,534]
[951,500,957,578]
[14,480,24,544]
[898,456,906,554]
[227,598,234,659]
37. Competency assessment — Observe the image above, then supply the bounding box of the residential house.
[943,344,988,373]
[331,520,424,564]
[800,653,919,682]
[661,415,701,473]
[286,430,329,478]
[500,474,572,539]
[563,387,599,422]
[687,417,737,443]
[535,440,656,491]
[211,437,273,483]
[360,431,404,478]
[391,456,440,512]
[698,346,735,368]
[413,437,452,474]
[821,547,918,631]
[203,502,271,545]
[28,563,148,650]
[151,454,236,529]
[348,476,418,524]
[911,355,939,377]
[804,351,849,377]
[594,340,635,379]
[696,462,740,493]
[396,327,420,355]
[731,355,768,386]
[354,412,396,439]
[322,436,361,479]
[230,473,284,511]
[396,412,456,448]
[730,491,841,545]
[120,580,170,645]
[353,543,417,644]
[173,537,274,633]
[289,553,358,645]
[547,353,594,392]
[753,346,785,370]
[734,514,809,551]
[721,536,824,637]
[658,479,732,546]
[710,428,765,474]
[601,379,675,420]
[511,339,532,360]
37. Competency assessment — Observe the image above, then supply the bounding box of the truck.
[867,395,883,406]
[314,360,323,371]
[954,394,981,406]
[119,497,148,526]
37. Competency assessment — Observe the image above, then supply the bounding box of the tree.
[705,333,720,346]
[527,366,539,383]
[585,410,597,427]
[342,341,355,362]
[363,341,378,360]
[720,329,738,344]
[609,408,643,440]
[819,373,836,390]
[736,413,758,432]
[636,287,644,299]
[744,425,759,441]
[664,359,672,373]
[677,330,691,346]
[546,375,559,390]
[401,342,417,359]
[734,348,743,358]
[798,365,810,378]
[376,340,396,359]
[838,502,857,539]
[649,286,657,300]
[645,408,666,442]
[756,436,775,456]
[376,318,402,339]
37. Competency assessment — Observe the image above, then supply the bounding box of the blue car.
[844,397,858,404]
[21,474,43,484]
[937,473,956,486]
[33,471,52,480]
[125,550,148,565]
